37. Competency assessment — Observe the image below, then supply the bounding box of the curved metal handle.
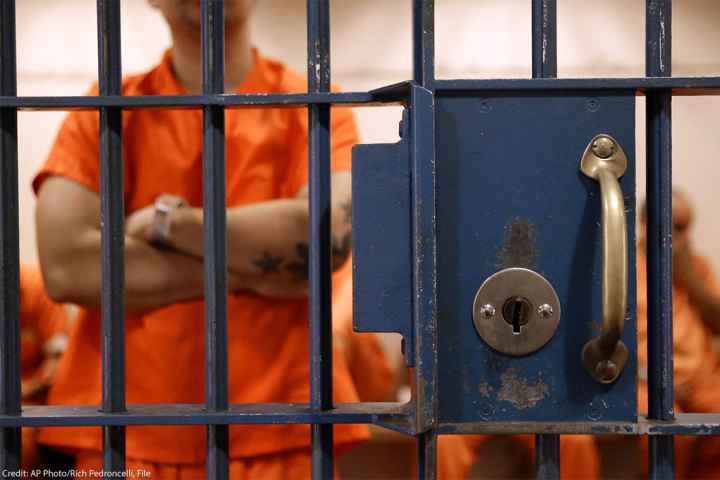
[580,135,630,384]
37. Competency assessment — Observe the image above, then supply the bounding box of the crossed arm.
[36,172,352,312]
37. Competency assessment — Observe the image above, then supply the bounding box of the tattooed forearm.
[282,233,351,279]
[252,251,284,274]
[339,200,352,224]
[254,231,350,280]
[331,232,352,269]
[285,242,310,279]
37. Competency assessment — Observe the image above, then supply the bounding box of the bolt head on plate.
[537,303,554,318]
[591,136,616,159]
[479,304,496,319]
[594,360,619,383]
[580,134,627,180]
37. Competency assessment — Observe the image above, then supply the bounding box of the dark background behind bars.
[1,0,720,479]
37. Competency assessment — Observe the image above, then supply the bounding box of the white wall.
[16,0,720,276]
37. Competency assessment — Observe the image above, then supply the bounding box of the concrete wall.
[16,0,720,276]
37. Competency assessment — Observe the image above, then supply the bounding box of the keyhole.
[502,297,532,335]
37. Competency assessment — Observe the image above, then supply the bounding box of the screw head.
[478,98,492,113]
[537,303,554,318]
[594,360,619,382]
[479,304,496,319]
[591,136,616,159]
[586,98,600,112]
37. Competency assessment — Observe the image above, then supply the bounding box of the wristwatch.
[150,194,187,247]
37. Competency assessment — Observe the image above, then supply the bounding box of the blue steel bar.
[0,91,390,109]
[0,0,20,469]
[532,0,557,78]
[0,403,409,428]
[412,3,437,478]
[532,1,560,475]
[97,0,126,472]
[536,434,560,479]
[5,407,720,434]
[409,84,438,478]
[7,74,720,111]
[307,0,334,478]
[417,431,437,479]
[412,0,434,86]
[432,77,720,93]
[201,1,229,479]
[646,0,674,478]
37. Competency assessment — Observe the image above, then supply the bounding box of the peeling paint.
[497,369,549,410]
[659,20,666,73]
[497,218,538,269]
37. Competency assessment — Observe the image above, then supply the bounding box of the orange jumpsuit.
[637,248,720,479]
[34,49,366,478]
[440,434,599,479]
[19,263,69,468]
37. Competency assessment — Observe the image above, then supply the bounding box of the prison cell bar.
[200,1,231,479]
[0,0,20,470]
[8,74,720,111]
[306,0,335,478]
[532,1,560,478]
[531,0,557,80]
[413,0,434,88]
[412,2,438,479]
[97,0,127,473]
[645,0,675,478]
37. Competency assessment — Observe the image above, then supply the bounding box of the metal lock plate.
[472,268,561,356]
[436,94,637,423]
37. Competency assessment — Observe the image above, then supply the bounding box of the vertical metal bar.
[0,0,20,469]
[97,0,126,472]
[413,2,437,478]
[410,84,438,479]
[531,2,560,476]
[646,0,674,477]
[201,1,229,479]
[536,434,560,479]
[532,0,557,78]
[307,0,333,478]
[412,0,434,86]
[417,431,437,480]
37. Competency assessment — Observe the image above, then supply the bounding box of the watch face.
[151,194,186,247]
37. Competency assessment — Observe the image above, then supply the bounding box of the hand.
[21,355,62,401]
[125,205,155,242]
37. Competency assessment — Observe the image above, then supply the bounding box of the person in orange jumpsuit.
[19,263,69,469]
[33,1,367,477]
[637,190,720,479]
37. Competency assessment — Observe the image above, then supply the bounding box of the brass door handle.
[580,135,629,384]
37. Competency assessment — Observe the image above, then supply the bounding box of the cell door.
[352,1,717,478]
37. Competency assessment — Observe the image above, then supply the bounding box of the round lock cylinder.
[472,268,561,356]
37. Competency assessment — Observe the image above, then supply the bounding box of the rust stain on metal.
[497,218,537,269]
[478,382,494,398]
[497,368,549,410]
